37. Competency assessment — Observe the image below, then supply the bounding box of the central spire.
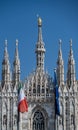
[35,17,46,70]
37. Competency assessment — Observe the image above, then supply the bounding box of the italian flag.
[18,84,28,113]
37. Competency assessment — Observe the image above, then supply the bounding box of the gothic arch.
[31,105,48,130]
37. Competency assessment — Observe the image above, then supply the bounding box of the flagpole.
[17,83,22,130]
[19,112,22,130]
[55,115,57,130]
[17,82,28,130]
[17,110,19,130]
[17,112,22,130]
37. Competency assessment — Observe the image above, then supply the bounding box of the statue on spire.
[38,17,42,26]
[5,39,7,47]
[16,39,18,47]
[59,39,62,50]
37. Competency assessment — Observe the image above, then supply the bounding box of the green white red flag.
[18,84,28,113]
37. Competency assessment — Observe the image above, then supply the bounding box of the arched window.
[33,110,44,130]
[37,85,40,94]
[42,88,44,93]
[3,115,7,125]
[71,115,74,125]
[33,89,36,93]
[65,102,68,115]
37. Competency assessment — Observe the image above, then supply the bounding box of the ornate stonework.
[0,18,78,130]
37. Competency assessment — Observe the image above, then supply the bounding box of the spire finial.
[59,39,62,50]
[5,39,7,47]
[4,39,8,52]
[38,17,42,26]
[70,39,72,49]
[16,39,18,47]
[15,39,19,59]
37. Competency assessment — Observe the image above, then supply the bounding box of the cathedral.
[0,17,78,130]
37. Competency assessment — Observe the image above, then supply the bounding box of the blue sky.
[0,0,78,80]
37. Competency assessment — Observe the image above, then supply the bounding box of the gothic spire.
[2,40,11,86]
[35,17,46,71]
[67,39,76,87]
[57,39,64,86]
[13,39,20,86]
